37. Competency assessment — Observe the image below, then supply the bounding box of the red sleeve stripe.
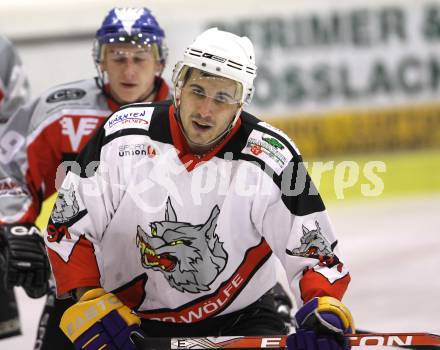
[47,235,101,296]
[299,268,351,303]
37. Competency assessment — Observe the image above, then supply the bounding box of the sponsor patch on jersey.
[0,177,28,197]
[46,88,86,103]
[241,129,293,175]
[118,143,157,158]
[105,106,154,135]
[258,121,301,155]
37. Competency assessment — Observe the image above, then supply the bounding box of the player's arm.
[0,99,54,298]
[47,119,142,349]
[0,36,30,123]
[255,154,353,350]
[44,120,117,297]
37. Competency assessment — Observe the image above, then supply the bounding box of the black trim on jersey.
[74,101,172,178]
[216,112,325,216]
[241,112,301,158]
[103,102,173,146]
[36,187,44,211]
[102,128,150,147]
[61,152,78,163]
[73,122,107,178]
[148,102,173,145]
[101,101,172,147]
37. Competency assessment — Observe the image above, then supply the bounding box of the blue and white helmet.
[93,7,167,64]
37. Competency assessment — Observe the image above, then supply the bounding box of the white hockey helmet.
[172,27,257,106]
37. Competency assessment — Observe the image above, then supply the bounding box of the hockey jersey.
[0,77,169,225]
[45,101,351,323]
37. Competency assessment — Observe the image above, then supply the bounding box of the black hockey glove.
[0,224,51,298]
[270,282,293,325]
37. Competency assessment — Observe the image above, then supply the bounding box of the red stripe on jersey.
[137,239,272,323]
[47,235,101,296]
[168,104,242,172]
[299,267,351,303]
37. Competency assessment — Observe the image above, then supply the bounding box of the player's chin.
[119,92,143,104]
[189,127,214,141]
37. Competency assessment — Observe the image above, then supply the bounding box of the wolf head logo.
[136,198,228,293]
[51,184,79,223]
[286,221,341,269]
[290,221,333,257]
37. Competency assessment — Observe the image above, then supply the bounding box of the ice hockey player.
[0,35,30,127]
[45,28,354,350]
[0,7,169,350]
[0,34,31,341]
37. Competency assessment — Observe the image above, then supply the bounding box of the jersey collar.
[168,104,241,172]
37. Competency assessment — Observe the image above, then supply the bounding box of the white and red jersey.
[0,77,169,224]
[0,35,30,126]
[45,101,351,324]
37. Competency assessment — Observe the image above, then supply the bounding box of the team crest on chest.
[136,198,228,293]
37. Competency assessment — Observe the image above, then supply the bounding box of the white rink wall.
[3,0,440,117]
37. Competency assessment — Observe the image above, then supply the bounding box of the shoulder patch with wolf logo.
[286,221,343,270]
[50,184,80,224]
[136,198,228,293]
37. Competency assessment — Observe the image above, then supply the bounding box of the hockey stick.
[355,330,440,350]
[133,332,440,350]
